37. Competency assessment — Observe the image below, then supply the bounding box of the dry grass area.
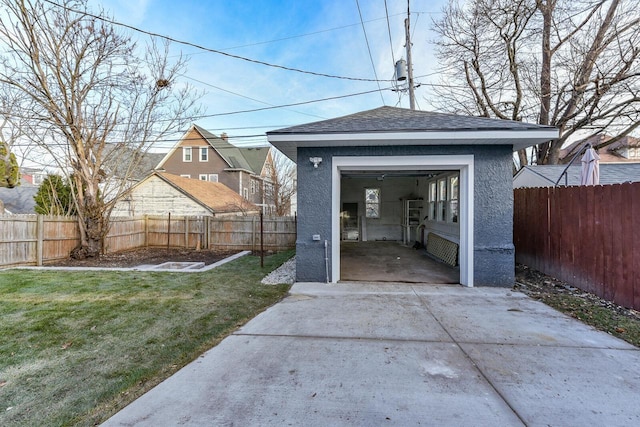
[0,250,293,426]
[515,264,640,348]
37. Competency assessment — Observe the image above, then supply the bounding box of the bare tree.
[264,148,296,217]
[0,0,201,257]
[0,89,26,188]
[432,0,640,166]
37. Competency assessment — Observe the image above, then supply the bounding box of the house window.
[629,148,637,159]
[449,175,459,223]
[209,174,218,182]
[200,147,208,162]
[199,174,207,181]
[437,179,447,221]
[243,188,249,199]
[180,174,191,178]
[428,181,437,220]
[183,147,192,162]
[365,188,380,218]
[251,180,257,194]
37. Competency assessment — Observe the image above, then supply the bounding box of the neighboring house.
[20,167,48,186]
[156,125,276,213]
[103,144,167,181]
[0,184,38,214]
[561,134,640,163]
[513,163,640,188]
[111,172,259,217]
[267,106,558,287]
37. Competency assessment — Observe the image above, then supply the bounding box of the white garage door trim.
[332,155,474,287]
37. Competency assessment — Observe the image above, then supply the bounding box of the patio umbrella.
[580,146,600,186]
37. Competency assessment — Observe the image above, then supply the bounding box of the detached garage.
[267,107,557,287]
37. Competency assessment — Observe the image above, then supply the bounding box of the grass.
[526,292,640,347]
[0,250,293,426]
[515,265,640,348]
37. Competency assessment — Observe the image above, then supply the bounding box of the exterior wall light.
[309,157,322,168]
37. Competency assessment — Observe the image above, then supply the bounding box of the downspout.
[324,240,329,283]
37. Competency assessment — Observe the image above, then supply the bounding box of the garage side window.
[449,176,459,223]
[428,182,437,220]
[437,179,447,221]
[365,188,380,218]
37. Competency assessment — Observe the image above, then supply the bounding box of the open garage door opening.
[331,155,474,286]
[339,169,460,284]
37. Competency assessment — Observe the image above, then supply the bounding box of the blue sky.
[88,0,448,150]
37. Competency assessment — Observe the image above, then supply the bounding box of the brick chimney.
[221,132,228,141]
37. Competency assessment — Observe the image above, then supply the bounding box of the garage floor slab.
[103,283,640,427]
[340,241,459,284]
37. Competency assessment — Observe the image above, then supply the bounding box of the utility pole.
[405,4,416,110]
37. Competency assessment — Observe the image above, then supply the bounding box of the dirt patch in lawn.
[47,247,239,268]
[515,264,640,347]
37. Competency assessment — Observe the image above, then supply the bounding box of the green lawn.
[0,251,293,426]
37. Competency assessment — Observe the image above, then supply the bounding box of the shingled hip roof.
[267,106,559,160]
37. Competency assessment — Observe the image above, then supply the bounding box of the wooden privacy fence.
[0,214,296,268]
[514,183,640,311]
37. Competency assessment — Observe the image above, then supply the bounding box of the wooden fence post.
[260,211,264,268]
[252,216,256,251]
[144,214,149,247]
[167,212,171,250]
[185,216,189,249]
[36,215,44,266]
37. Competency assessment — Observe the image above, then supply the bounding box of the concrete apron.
[103,283,640,427]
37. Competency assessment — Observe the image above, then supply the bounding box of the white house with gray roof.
[268,106,558,287]
[513,163,640,188]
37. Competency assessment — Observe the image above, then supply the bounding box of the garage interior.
[339,170,460,284]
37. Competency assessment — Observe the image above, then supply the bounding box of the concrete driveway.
[104,283,640,426]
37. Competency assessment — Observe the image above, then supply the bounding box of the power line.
[355,0,385,105]
[167,87,394,120]
[183,75,327,120]
[43,0,396,83]
[184,12,409,54]
[3,86,391,128]
[384,0,402,106]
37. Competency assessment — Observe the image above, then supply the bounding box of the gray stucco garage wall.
[296,144,515,286]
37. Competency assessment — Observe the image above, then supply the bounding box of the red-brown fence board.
[515,182,639,311]
[633,184,640,311]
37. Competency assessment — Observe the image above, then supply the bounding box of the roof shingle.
[268,106,555,135]
[157,172,257,213]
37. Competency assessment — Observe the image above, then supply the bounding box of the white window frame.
[243,188,249,199]
[437,178,447,221]
[448,175,459,223]
[183,147,192,162]
[428,181,437,220]
[209,174,218,182]
[364,188,381,218]
[200,147,208,162]
[199,174,207,181]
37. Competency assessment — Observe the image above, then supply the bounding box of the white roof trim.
[268,129,558,142]
[268,129,559,160]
